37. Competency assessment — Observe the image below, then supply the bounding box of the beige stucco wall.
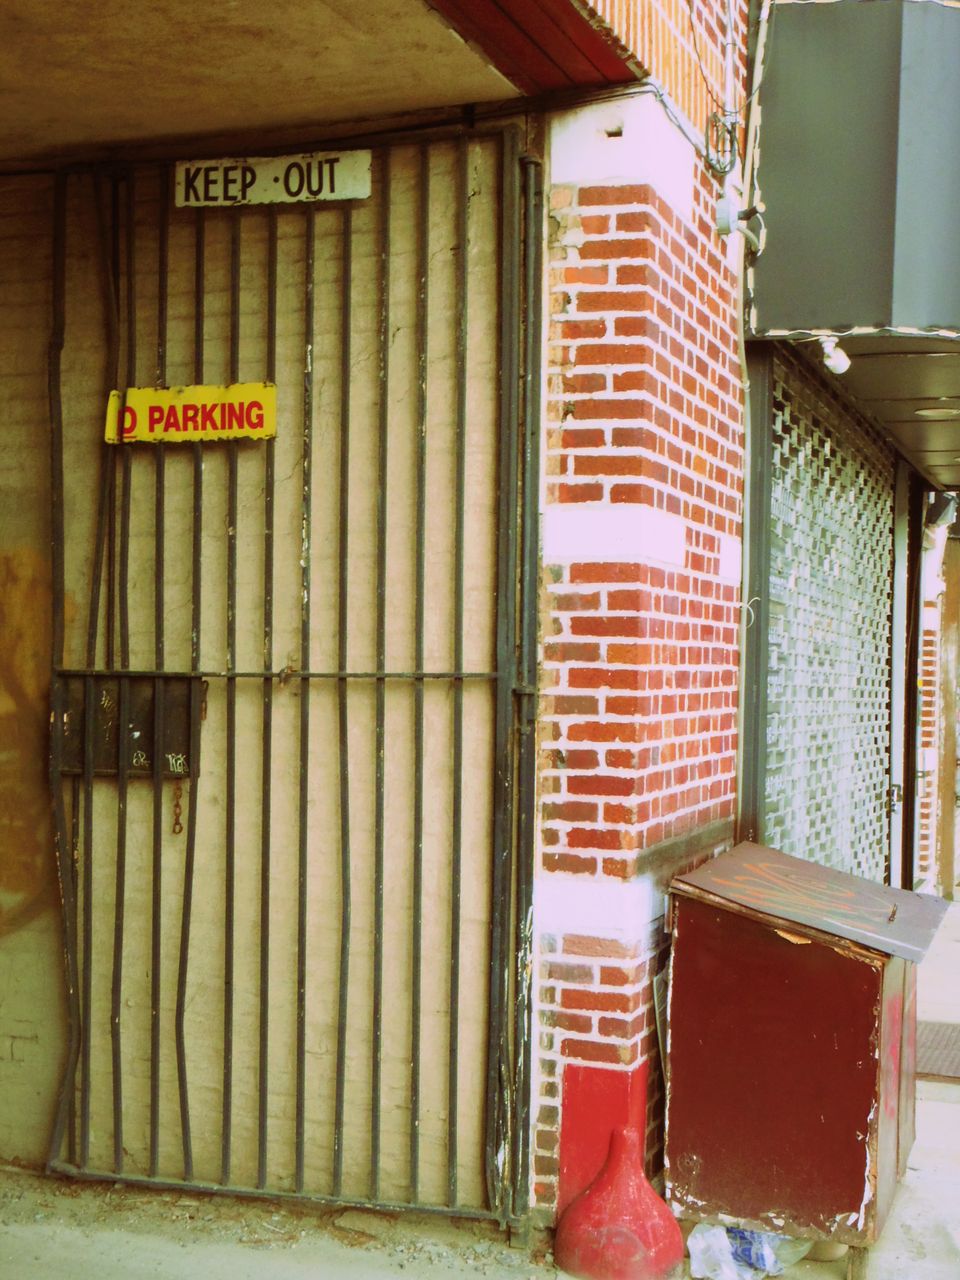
[1,137,506,1208]
[0,174,67,1163]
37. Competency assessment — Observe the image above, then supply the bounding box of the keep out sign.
[105,384,277,444]
[174,150,372,207]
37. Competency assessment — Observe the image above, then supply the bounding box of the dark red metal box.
[664,842,947,1245]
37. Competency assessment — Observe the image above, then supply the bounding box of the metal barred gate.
[46,128,541,1221]
[743,344,896,882]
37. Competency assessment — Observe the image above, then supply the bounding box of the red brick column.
[542,178,741,856]
[531,106,744,1218]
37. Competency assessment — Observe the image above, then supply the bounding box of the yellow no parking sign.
[105,384,277,443]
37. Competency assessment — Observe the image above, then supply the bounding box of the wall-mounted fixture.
[819,337,851,376]
[716,184,765,255]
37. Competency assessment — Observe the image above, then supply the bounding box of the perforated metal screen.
[763,350,895,881]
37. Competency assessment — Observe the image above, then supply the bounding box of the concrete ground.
[2,903,957,1280]
[0,1172,552,1279]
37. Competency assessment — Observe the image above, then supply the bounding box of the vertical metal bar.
[86,462,116,672]
[80,673,95,1167]
[76,171,122,1171]
[67,774,81,1167]
[112,670,130,1174]
[486,127,522,1222]
[332,204,353,1197]
[221,210,241,1186]
[736,342,773,843]
[49,173,67,669]
[888,459,910,889]
[48,678,82,1168]
[88,171,122,671]
[512,155,544,1224]
[105,177,121,669]
[258,206,278,1191]
[150,165,169,1178]
[371,149,391,1201]
[155,169,169,392]
[446,136,469,1209]
[46,172,82,1171]
[175,208,206,1182]
[295,205,316,1193]
[176,672,203,1183]
[409,143,429,1202]
[110,168,136,1174]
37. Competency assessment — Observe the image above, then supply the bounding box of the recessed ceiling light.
[915,407,960,419]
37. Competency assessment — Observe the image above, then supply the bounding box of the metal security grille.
[46,132,541,1222]
[763,349,895,880]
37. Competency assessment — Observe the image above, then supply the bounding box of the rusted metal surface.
[666,896,885,1244]
[665,841,942,1245]
[672,841,948,964]
[875,956,906,1232]
[898,964,917,1175]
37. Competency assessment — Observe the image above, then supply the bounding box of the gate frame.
[736,340,773,846]
[44,120,543,1231]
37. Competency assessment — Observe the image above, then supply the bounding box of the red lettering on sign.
[113,393,271,440]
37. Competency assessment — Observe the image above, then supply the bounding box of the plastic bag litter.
[687,1225,755,1280]
[688,1223,812,1278]
[725,1228,783,1274]
[768,1236,814,1267]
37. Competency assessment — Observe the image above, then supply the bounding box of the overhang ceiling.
[0,0,520,166]
[0,0,641,169]
[834,337,960,491]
